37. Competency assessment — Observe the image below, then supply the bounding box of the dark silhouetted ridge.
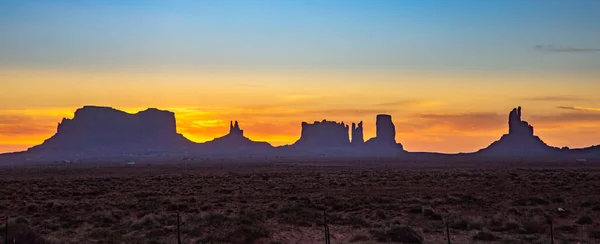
[27,106,194,157]
[293,120,350,148]
[477,106,559,157]
[364,114,404,152]
[284,114,404,156]
[200,120,272,152]
[351,121,364,145]
[1,105,598,163]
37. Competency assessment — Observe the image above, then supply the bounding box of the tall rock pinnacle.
[478,106,556,156]
[376,114,396,143]
[351,121,364,145]
[229,120,244,137]
[508,106,534,136]
[364,114,403,152]
[202,120,272,151]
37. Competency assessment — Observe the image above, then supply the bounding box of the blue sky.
[1,0,600,153]
[1,0,599,72]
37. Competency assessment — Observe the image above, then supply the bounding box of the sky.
[1,0,600,153]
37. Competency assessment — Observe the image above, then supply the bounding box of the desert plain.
[1,159,599,244]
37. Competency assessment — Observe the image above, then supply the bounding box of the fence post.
[549,217,554,244]
[177,212,182,244]
[323,209,330,244]
[445,219,450,244]
[4,216,8,244]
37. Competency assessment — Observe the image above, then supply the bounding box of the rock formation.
[508,107,534,136]
[351,121,364,145]
[202,121,272,152]
[478,106,557,157]
[229,120,244,137]
[8,104,597,163]
[28,106,193,156]
[364,114,403,151]
[293,120,350,148]
[376,114,396,143]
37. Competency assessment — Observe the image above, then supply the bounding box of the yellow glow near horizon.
[1,68,600,153]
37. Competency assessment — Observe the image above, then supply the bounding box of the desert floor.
[1,159,599,244]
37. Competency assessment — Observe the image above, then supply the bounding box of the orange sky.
[2,68,599,153]
[2,1,600,154]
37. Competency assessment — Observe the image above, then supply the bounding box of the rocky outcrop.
[12,105,598,162]
[351,121,364,145]
[376,114,396,143]
[26,107,272,158]
[201,121,272,152]
[478,107,558,157]
[365,114,404,151]
[229,121,244,137]
[28,106,193,156]
[508,107,534,136]
[293,120,350,148]
[57,106,177,136]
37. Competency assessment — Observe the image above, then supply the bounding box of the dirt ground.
[1,159,599,244]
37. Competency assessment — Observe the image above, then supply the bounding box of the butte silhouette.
[27,106,194,158]
[477,106,559,157]
[199,121,272,154]
[286,114,404,156]
[0,105,598,163]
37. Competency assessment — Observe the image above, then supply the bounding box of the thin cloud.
[523,96,584,102]
[0,114,60,136]
[414,112,505,132]
[556,106,600,112]
[300,108,393,117]
[235,83,265,88]
[528,112,600,133]
[217,107,392,119]
[531,112,600,125]
[374,99,439,108]
[535,45,600,53]
[0,124,56,136]
[0,114,31,125]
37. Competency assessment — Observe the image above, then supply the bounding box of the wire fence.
[1,210,595,244]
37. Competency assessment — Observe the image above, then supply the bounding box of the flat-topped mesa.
[58,106,177,135]
[508,106,534,136]
[351,121,364,145]
[29,106,190,153]
[294,120,350,148]
[229,120,244,137]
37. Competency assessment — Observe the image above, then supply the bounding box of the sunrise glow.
[1,1,599,153]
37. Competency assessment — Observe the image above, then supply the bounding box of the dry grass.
[0,161,599,243]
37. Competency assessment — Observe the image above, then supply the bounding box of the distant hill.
[569,145,600,158]
[198,121,273,153]
[26,106,194,159]
[21,106,275,160]
[283,114,404,156]
[477,107,561,157]
[0,105,598,163]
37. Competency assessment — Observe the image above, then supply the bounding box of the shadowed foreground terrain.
[1,160,600,244]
